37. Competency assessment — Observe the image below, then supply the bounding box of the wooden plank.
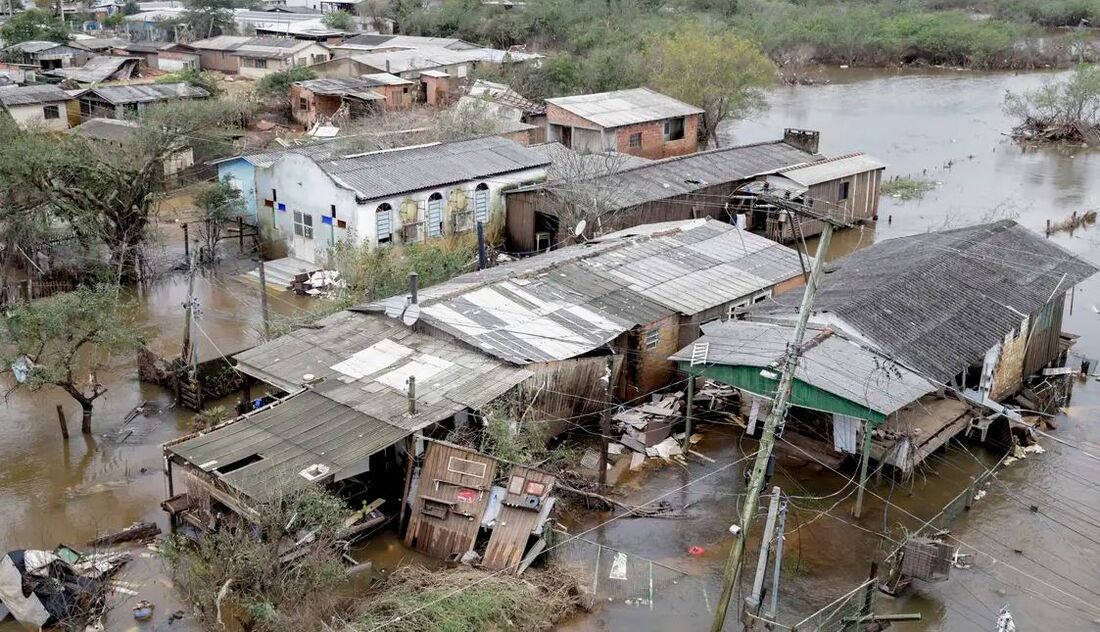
[405,442,497,559]
[483,466,556,572]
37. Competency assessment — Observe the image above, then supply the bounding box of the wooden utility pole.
[180,252,197,371]
[683,374,694,452]
[853,419,874,519]
[766,498,788,620]
[710,220,836,632]
[746,486,782,616]
[257,257,270,340]
[598,354,616,486]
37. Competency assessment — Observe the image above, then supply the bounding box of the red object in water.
[688,546,705,557]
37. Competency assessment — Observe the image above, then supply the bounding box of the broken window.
[664,117,685,141]
[42,105,59,120]
[644,327,661,350]
[447,456,487,479]
[839,180,851,200]
[628,132,642,148]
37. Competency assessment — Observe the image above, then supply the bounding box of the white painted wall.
[237,42,329,78]
[255,151,546,263]
[4,101,69,131]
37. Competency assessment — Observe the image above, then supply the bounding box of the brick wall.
[547,103,701,159]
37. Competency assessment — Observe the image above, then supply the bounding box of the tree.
[123,0,140,15]
[644,24,775,147]
[1,285,143,436]
[176,0,236,40]
[432,100,501,141]
[161,486,349,631]
[194,177,245,263]
[256,66,316,97]
[0,99,254,282]
[0,9,70,45]
[321,9,355,31]
[357,0,392,33]
[539,149,635,244]
[1004,64,1100,141]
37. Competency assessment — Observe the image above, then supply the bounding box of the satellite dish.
[401,303,421,326]
[574,219,587,238]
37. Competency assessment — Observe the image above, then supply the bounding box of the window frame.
[628,132,642,149]
[839,180,851,201]
[644,327,661,350]
[42,104,59,120]
[663,116,685,141]
[293,210,314,239]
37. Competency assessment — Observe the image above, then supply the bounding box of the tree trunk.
[57,404,70,440]
[80,401,93,435]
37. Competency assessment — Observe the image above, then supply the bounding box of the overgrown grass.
[351,565,583,632]
[330,233,480,301]
[881,177,937,200]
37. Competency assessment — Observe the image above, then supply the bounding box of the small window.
[839,181,851,200]
[727,300,749,320]
[402,86,409,94]
[644,327,661,350]
[376,202,393,244]
[272,189,278,202]
[336,219,347,229]
[330,204,336,218]
[293,211,314,238]
[42,104,59,120]
[753,294,768,304]
[298,97,308,111]
[664,116,685,141]
[628,132,642,149]
[447,456,487,479]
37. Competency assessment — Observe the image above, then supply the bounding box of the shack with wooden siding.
[482,465,556,572]
[405,442,497,558]
[734,152,886,242]
[503,129,824,254]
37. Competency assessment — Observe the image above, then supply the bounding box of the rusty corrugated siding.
[483,466,556,572]
[405,442,497,559]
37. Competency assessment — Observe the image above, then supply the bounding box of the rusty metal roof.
[234,311,531,432]
[751,220,1099,382]
[166,390,409,502]
[361,219,806,364]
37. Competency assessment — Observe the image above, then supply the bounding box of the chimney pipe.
[408,271,418,305]
[407,375,417,415]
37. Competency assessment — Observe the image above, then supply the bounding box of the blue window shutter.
[277,202,286,212]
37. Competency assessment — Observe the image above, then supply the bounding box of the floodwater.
[562,68,1100,632]
[0,255,313,631]
[4,67,1100,632]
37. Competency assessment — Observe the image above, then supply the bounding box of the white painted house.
[247,136,551,263]
[0,84,73,131]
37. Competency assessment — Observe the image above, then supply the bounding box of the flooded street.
[4,67,1100,632]
[561,68,1100,632]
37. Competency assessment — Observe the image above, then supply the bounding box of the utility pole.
[853,419,874,519]
[683,374,694,452]
[745,486,782,617]
[766,499,788,620]
[257,256,270,340]
[710,215,837,632]
[180,252,197,373]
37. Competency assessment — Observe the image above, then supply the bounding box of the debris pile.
[0,545,130,628]
[295,270,347,297]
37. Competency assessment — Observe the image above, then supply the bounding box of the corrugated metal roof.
[5,40,69,54]
[346,47,478,73]
[186,35,251,51]
[166,390,410,502]
[526,142,650,180]
[361,72,413,86]
[231,37,316,59]
[46,55,139,83]
[361,219,806,364]
[546,87,703,128]
[242,140,340,168]
[0,84,73,106]
[295,76,392,95]
[515,140,817,214]
[84,82,209,105]
[339,34,474,50]
[671,320,936,416]
[306,136,550,200]
[750,220,1099,382]
[233,311,531,432]
[71,117,141,142]
[778,153,886,186]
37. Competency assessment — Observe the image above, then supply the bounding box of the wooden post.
[182,223,189,260]
[238,216,244,254]
[257,258,270,340]
[476,221,487,270]
[598,355,615,486]
[56,404,69,440]
[853,419,874,519]
[398,435,416,535]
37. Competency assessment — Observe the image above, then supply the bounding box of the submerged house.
[162,310,532,534]
[675,220,1098,473]
[249,136,550,263]
[504,129,825,253]
[364,218,808,415]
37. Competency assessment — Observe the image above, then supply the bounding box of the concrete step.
[242,257,322,290]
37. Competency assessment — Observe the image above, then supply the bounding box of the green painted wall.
[678,362,886,424]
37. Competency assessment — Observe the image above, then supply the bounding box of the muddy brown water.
[4,68,1100,632]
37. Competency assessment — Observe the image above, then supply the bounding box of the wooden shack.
[483,465,556,572]
[405,442,498,558]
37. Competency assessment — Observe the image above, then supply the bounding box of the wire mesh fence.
[787,578,875,632]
